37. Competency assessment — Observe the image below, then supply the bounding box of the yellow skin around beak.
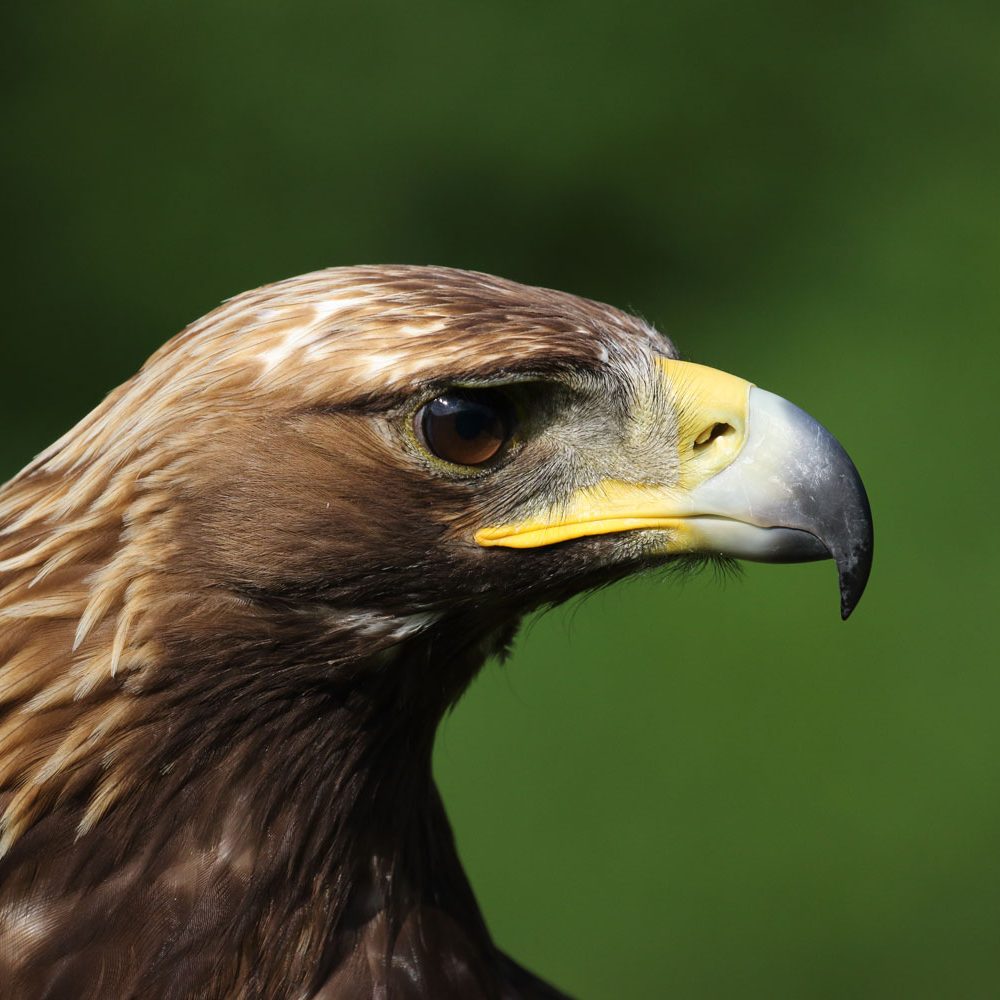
[474,359,753,553]
[475,357,874,617]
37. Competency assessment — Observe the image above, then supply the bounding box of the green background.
[4,2,999,996]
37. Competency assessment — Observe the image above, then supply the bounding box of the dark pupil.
[455,408,490,440]
[421,392,510,466]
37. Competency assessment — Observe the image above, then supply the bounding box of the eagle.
[0,266,871,999]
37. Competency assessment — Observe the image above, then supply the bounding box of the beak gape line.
[476,359,873,619]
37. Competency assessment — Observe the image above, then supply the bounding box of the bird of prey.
[0,266,872,999]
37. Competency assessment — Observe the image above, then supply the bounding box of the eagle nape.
[0,266,872,999]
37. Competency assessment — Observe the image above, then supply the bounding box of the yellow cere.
[657,359,752,489]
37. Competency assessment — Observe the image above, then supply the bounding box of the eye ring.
[414,388,516,468]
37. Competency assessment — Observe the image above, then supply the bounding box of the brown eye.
[416,389,515,467]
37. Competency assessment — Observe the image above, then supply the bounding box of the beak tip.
[837,539,873,620]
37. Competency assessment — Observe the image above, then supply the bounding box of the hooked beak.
[476,359,873,619]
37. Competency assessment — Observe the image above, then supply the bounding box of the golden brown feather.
[0,266,672,998]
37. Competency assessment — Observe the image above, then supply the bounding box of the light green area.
[4,2,999,995]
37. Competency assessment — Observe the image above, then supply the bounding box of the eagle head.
[0,266,872,998]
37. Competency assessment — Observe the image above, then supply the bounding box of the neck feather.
[0,617,519,996]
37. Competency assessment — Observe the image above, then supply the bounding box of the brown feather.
[0,266,675,998]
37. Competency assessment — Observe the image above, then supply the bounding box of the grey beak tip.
[836,500,874,621]
[839,545,872,620]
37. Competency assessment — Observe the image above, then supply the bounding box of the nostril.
[693,422,734,449]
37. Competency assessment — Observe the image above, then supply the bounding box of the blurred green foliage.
[3,1,999,996]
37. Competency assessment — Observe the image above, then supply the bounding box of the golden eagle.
[0,266,871,998]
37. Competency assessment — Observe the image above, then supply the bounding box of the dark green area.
[3,2,999,995]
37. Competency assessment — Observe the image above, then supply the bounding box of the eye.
[415,389,516,467]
